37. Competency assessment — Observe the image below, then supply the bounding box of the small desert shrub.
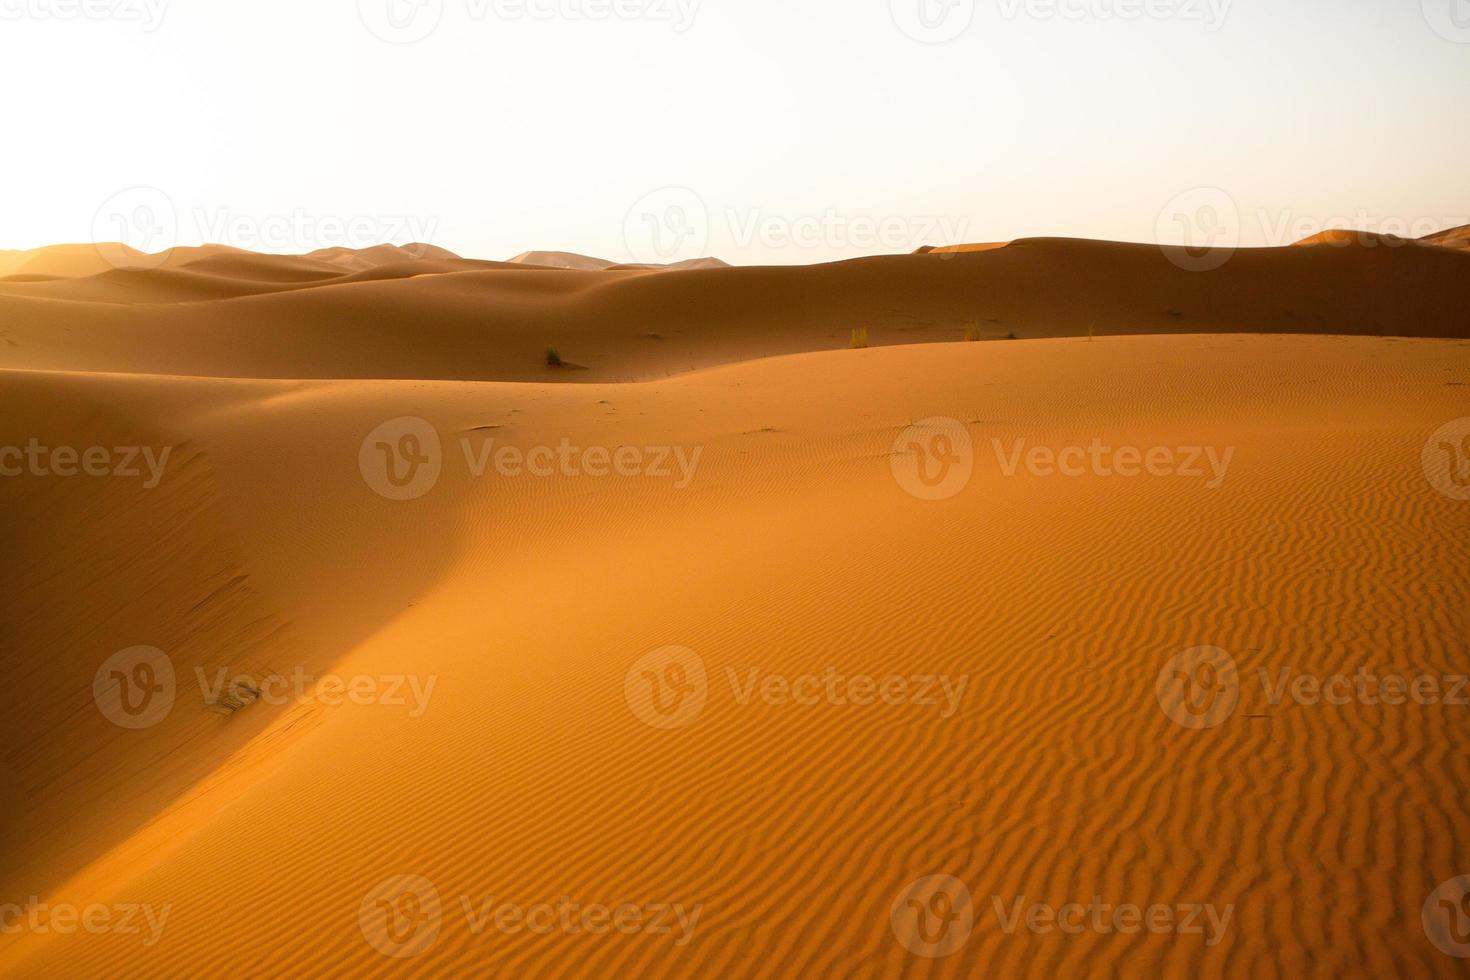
[964,324,982,342]
[850,327,868,349]
[545,346,563,367]
[1004,331,1018,340]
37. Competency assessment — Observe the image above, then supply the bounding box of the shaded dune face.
[0,239,1467,978]
[0,374,466,909]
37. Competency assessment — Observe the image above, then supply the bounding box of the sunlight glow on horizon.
[1,0,1467,264]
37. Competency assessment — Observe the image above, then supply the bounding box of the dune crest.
[1,236,1464,382]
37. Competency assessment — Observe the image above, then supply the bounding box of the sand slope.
[0,238,1465,382]
[511,250,730,272]
[1421,223,1470,251]
[2,333,1467,978]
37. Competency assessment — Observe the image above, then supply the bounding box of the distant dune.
[1291,229,1411,248]
[915,242,1010,253]
[509,249,620,270]
[0,242,462,281]
[0,237,1464,382]
[511,250,730,272]
[1420,223,1470,251]
[1290,225,1470,251]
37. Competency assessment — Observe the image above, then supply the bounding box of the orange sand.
[2,241,1468,977]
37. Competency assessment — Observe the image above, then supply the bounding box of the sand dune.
[0,243,161,279]
[1420,223,1470,251]
[511,250,730,272]
[0,242,464,284]
[0,237,1465,382]
[306,243,461,271]
[2,230,1467,977]
[510,250,623,270]
[916,242,1010,253]
[1291,224,1470,251]
[1,332,1467,977]
[1292,229,1410,248]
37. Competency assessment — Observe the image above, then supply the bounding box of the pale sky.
[2,0,1467,264]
